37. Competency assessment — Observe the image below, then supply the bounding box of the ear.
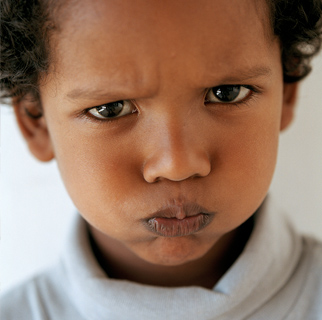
[13,94,54,162]
[280,82,299,131]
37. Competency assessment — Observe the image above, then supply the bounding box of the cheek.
[48,124,143,234]
[210,97,282,227]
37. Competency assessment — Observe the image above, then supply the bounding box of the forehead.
[50,0,276,97]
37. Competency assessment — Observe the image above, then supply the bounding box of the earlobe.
[280,82,299,131]
[13,95,54,162]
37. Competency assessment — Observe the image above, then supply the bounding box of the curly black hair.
[0,0,51,99]
[1,0,322,100]
[270,0,322,82]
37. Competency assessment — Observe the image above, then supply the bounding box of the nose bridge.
[158,117,193,162]
[143,111,211,183]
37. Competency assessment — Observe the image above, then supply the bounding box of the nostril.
[190,173,207,179]
[152,176,161,183]
[142,152,211,183]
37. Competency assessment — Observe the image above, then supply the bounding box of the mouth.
[143,202,215,237]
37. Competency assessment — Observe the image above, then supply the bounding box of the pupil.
[215,86,240,102]
[97,101,123,117]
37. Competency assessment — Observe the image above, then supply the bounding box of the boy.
[1,0,322,319]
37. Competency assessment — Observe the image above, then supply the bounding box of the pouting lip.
[142,202,215,237]
[143,202,214,220]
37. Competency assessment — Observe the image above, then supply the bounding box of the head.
[1,0,322,266]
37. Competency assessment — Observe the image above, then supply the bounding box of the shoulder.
[252,198,322,319]
[0,265,84,320]
[285,234,322,318]
[298,234,322,287]
[303,234,322,265]
[300,235,322,290]
[1,271,51,320]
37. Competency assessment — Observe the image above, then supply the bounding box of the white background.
[1,54,322,294]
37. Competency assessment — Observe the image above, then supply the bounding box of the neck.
[88,217,254,289]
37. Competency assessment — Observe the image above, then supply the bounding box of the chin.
[138,236,212,266]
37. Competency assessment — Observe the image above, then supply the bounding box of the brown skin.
[14,0,298,288]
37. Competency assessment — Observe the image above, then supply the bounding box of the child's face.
[23,0,296,265]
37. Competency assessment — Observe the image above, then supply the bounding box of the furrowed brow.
[66,88,122,101]
[219,66,272,83]
[66,66,272,101]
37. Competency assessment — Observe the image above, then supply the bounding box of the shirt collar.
[60,196,302,320]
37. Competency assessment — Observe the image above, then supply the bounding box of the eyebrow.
[66,88,125,101]
[66,66,272,101]
[218,66,272,83]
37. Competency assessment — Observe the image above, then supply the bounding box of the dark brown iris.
[214,86,240,102]
[96,101,123,118]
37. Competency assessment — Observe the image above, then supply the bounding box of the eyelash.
[79,85,261,123]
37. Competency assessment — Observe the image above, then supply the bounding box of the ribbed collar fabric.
[60,197,302,320]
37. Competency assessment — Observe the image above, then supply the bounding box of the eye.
[205,85,251,104]
[88,100,136,120]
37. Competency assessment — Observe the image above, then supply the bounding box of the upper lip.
[144,202,213,221]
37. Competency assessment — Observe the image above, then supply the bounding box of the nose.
[142,121,211,183]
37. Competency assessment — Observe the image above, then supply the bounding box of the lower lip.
[145,213,213,237]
